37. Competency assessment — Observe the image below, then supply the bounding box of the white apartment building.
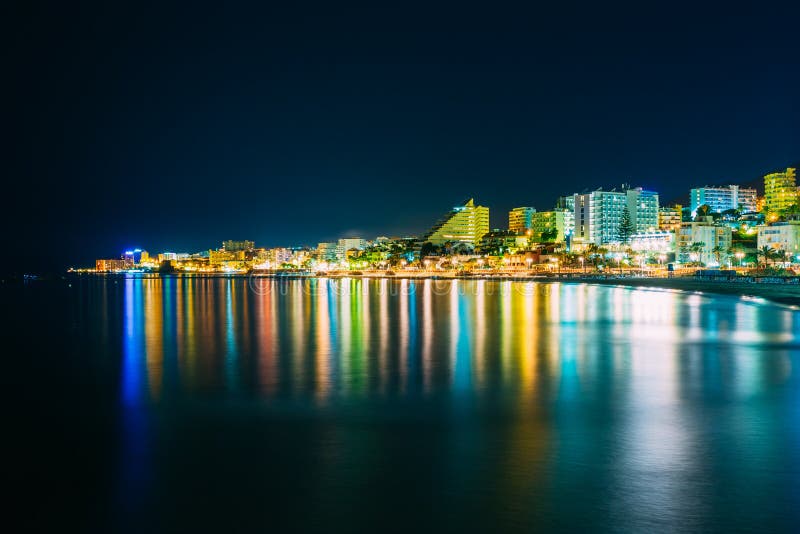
[690,185,758,216]
[572,187,659,245]
[757,222,800,260]
[677,219,732,265]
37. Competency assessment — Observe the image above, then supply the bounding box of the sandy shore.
[553,276,800,307]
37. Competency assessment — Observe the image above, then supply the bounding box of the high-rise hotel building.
[508,207,536,234]
[573,190,626,245]
[529,211,570,242]
[572,187,659,245]
[626,187,659,233]
[690,185,757,216]
[555,196,576,237]
[424,198,490,246]
[764,168,798,217]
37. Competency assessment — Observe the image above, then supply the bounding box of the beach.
[554,275,800,307]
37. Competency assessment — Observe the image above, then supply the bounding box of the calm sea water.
[6,276,800,532]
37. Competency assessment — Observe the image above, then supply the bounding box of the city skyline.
[24,158,800,272]
[88,166,800,275]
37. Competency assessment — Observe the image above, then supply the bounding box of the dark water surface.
[6,277,800,532]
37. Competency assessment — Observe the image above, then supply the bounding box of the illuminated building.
[628,231,675,253]
[338,238,366,255]
[269,248,293,264]
[757,222,800,259]
[626,187,659,233]
[208,249,237,265]
[556,195,575,211]
[564,209,575,236]
[572,187,659,245]
[222,240,254,252]
[96,259,126,271]
[529,210,568,242]
[677,218,732,265]
[735,212,765,229]
[554,196,577,236]
[289,248,313,265]
[316,242,339,261]
[138,252,159,268]
[122,248,147,266]
[658,205,682,232]
[764,167,798,216]
[508,207,536,234]
[690,185,757,216]
[479,231,530,254]
[424,198,490,246]
[573,190,625,245]
[335,238,366,260]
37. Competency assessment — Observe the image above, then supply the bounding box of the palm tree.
[678,244,689,263]
[758,246,777,267]
[689,242,705,265]
[540,227,558,243]
[584,244,599,267]
[694,204,711,220]
[597,247,609,270]
[582,244,599,272]
[711,245,725,265]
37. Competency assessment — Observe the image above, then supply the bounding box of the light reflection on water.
[119,277,800,404]
[108,277,800,531]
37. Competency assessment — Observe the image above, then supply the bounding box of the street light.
[635,254,644,276]
[735,251,744,267]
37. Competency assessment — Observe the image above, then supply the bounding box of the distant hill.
[663,161,799,206]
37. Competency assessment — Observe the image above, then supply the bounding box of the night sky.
[6,2,799,272]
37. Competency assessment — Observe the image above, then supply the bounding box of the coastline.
[555,276,800,307]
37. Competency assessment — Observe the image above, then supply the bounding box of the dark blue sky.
[6,2,799,271]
